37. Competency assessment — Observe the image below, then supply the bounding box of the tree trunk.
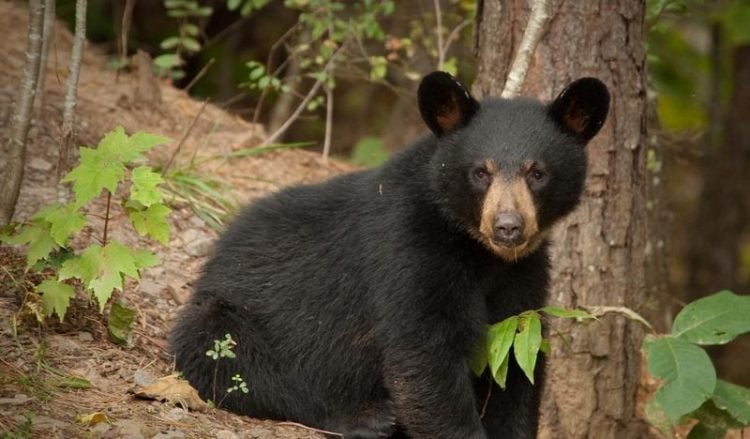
[474,1,658,437]
[686,45,750,387]
[0,0,44,225]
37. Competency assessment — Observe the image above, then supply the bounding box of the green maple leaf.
[36,279,76,321]
[98,126,140,163]
[128,131,169,157]
[2,221,59,268]
[62,147,125,206]
[130,166,164,207]
[61,242,140,311]
[59,246,101,286]
[134,249,160,269]
[128,204,171,245]
[40,204,87,245]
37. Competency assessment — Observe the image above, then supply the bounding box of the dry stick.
[321,81,334,162]
[443,19,472,58]
[276,421,343,438]
[119,0,136,75]
[257,79,323,148]
[161,100,209,176]
[184,58,215,94]
[0,0,44,225]
[35,0,55,112]
[501,0,551,98]
[257,48,342,148]
[58,0,88,203]
[252,23,301,125]
[433,0,445,70]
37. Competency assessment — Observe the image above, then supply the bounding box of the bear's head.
[418,71,610,262]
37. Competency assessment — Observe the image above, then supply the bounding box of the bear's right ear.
[548,77,610,143]
[418,71,480,136]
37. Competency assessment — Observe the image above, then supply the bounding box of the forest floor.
[1,2,748,439]
[0,2,351,438]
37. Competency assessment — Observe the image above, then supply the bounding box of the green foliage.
[0,412,33,439]
[227,0,271,16]
[473,307,595,388]
[643,291,750,434]
[0,127,170,328]
[351,136,389,167]
[645,336,716,421]
[206,333,238,360]
[108,301,137,346]
[156,0,217,79]
[227,373,249,394]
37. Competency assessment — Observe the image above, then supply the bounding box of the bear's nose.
[494,213,524,245]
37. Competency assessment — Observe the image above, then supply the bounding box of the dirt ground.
[0,1,353,437]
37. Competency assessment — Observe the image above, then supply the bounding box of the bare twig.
[443,19,472,59]
[252,23,302,125]
[119,0,136,73]
[258,48,342,148]
[35,0,55,112]
[433,0,445,70]
[102,191,112,246]
[501,0,551,98]
[276,421,343,437]
[322,82,334,162]
[184,58,216,93]
[162,100,209,175]
[0,0,44,225]
[58,0,88,202]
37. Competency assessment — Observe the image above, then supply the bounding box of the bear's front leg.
[378,321,487,439]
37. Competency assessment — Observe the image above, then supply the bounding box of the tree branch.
[35,0,55,112]
[0,0,44,225]
[501,0,551,98]
[58,0,88,200]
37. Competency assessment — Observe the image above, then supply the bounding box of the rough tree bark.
[474,2,659,438]
[0,0,44,225]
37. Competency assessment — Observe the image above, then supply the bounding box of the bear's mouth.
[475,230,548,262]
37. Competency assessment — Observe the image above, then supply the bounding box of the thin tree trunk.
[475,1,658,437]
[0,0,45,225]
[35,0,55,112]
[687,46,750,387]
[58,0,87,196]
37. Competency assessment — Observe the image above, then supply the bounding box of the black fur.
[170,72,609,439]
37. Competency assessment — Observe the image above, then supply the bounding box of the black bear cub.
[170,72,609,439]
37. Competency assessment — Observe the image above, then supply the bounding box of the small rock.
[31,415,67,429]
[111,419,145,439]
[139,279,164,298]
[134,369,157,387]
[48,334,84,355]
[77,331,94,342]
[164,407,186,422]
[215,430,238,439]
[185,237,213,257]
[151,430,186,439]
[90,422,112,437]
[0,394,31,405]
[243,427,274,439]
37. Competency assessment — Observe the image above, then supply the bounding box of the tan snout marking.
[476,162,543,261]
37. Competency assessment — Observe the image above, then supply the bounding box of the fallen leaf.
[134,374,208,412]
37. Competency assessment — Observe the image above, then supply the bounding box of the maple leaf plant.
[1,126,170,324]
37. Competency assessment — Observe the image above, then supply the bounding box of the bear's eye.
[472,167,490,184]
[526,167,547,185]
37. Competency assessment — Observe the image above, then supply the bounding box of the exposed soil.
[0,2,351,437]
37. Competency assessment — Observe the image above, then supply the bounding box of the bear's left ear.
[418,71,480,136]
[548,77,610,143]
